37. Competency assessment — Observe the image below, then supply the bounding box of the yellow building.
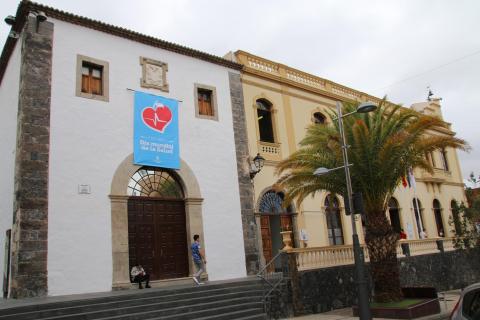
[233,50,466,266]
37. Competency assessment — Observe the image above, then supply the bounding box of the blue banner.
[133,91,179,169]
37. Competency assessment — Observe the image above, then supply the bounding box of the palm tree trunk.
[365,210,403,302]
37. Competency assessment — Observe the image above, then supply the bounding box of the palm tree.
[276,99,468,302]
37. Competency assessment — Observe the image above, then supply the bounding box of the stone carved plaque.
[140,57,169,92]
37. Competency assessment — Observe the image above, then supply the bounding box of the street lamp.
[250,153,265,179]
[315,101,377,320]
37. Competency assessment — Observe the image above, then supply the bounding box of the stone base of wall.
[293,248,480,315]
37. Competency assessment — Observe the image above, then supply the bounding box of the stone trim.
[229,72,259,274]
[10,17,53,298]
[140,57,169,92]
[194,83,219,121]
[75,54,109,102]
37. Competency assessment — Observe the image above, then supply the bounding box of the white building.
[0,2,257,298]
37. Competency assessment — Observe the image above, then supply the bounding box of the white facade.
[1,18,247,296]
[0,40,21,293]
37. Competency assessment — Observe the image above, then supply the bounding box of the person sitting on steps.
[131,263,151,289]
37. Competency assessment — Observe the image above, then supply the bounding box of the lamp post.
[315,101,377,320]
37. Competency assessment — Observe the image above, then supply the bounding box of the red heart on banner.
[141,103,172,133]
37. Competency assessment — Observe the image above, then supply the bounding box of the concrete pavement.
[292,290,460,320]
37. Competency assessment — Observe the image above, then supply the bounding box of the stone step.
[0,280,262,318]
[37,295,262,320]
[2,289,262,320]
[146,303,264,320]
[195,309,267,320]
[0,278,266,320]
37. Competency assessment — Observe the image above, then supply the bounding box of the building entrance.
[258,191,294,271]
[127,168,188,280]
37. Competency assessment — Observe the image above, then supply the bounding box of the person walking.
[191,234,206,285]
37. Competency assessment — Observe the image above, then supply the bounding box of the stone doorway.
[110,154,203,289]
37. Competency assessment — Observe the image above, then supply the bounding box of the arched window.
[440,149,449,171]
[412,198,425,238]
[451,200,461,235]
[127,167,184,198]
[313,112,326,124]
[433,199,445,237]
[388,198,401,233]
[258,191,292,214]
[325,195,344,245]
[256,99,275,143]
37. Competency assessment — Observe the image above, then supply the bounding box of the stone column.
[229,72,259,274]
[10,17,53,298]
[110,196,130,289]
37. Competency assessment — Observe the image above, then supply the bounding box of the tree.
[450,172,480,248]
[276,99,468,302]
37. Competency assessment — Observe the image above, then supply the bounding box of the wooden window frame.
[76,55,109,102]
[194,83,218,121]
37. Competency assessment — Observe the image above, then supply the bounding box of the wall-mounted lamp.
[249,153,265,179]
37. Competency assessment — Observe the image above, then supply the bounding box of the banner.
[133,91,179,169]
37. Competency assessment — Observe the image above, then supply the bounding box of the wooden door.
[260,216,273,269]
[154,200,189,279]
[128,198,188,281]
[280,215,292,231]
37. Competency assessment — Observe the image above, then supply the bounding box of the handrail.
[257,251,283,276]
[256,251,290,319]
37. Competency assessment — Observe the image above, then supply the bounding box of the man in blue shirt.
[191,234,206,285]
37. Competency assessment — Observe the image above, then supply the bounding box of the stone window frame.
[76,54,109,102]
[140,57,169,92]
[194,83,219,121]
[254,97,279,144]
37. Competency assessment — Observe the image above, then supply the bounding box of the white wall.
[0,40,21,292]
[48,19,246,295]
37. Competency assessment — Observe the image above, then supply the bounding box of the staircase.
[0,279,266,320]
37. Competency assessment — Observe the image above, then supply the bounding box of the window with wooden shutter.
[81,62,103,95]
[76,55,109,102]
[194,84,218,121]
[197,89,213,116]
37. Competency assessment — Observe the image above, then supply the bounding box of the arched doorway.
[110,154,204,289]
[388,198,402,234]
[258,191,294,269]
[127,167,188,280]
[433,199,445,237]
[325,195,344,245]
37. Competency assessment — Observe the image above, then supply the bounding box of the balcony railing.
[289,238,455,271]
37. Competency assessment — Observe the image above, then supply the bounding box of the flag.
[402,176,408,188]
[408,168,416,189]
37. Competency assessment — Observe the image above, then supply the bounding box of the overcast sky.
[1,0,479,183]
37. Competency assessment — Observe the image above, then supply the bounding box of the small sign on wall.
[78,184,91,194]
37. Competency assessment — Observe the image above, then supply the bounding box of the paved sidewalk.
[292,290,460,320]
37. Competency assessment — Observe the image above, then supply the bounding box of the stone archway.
[110,154,203,289]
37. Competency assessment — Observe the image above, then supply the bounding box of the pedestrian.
[191,234,206,285]
[131,263,151,289]
[399,229,407,240]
